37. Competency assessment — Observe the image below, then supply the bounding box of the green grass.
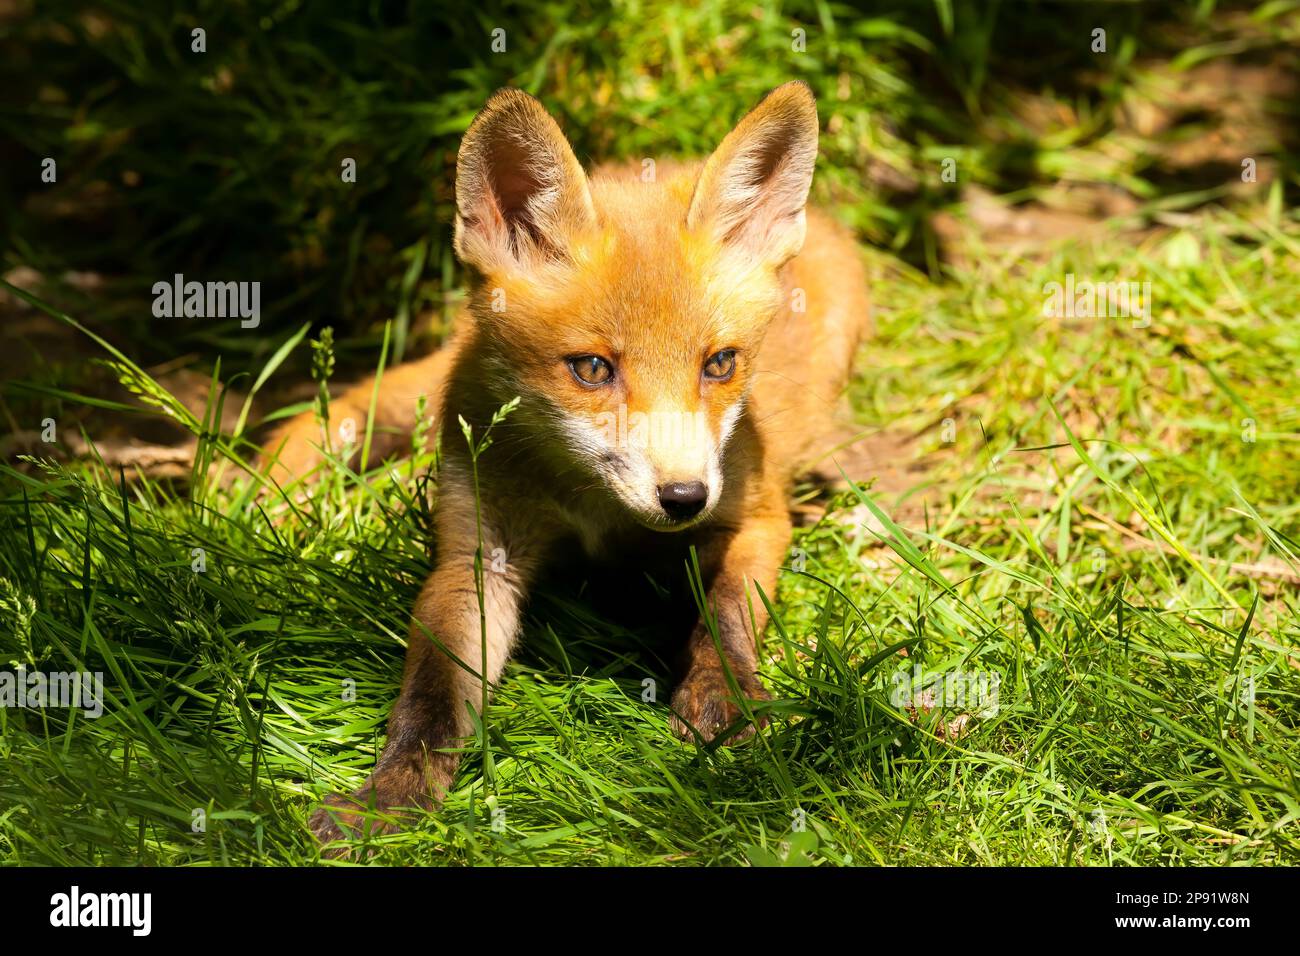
[2,204,1298,866]
[3,0,1298,867]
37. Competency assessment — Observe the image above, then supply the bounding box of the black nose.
[657,481,708,520]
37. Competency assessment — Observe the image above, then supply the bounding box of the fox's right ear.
[454,89,595,273]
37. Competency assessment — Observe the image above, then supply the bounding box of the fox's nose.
[657,481,708,520]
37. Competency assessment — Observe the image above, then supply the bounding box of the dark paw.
[669,669,771,744]
[308,786,427,856]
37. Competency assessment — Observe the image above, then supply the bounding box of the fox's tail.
[261,340,456,487]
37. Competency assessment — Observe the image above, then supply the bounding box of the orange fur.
[262,82,871,847]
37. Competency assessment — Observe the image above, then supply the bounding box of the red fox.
[263,81,871,845]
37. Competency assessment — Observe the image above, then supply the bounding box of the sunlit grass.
[2,206,1296,865]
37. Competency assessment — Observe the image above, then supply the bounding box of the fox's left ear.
[687,81,819,265]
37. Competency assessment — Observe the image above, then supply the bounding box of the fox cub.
[264,81,871,845]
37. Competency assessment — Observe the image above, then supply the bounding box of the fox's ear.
[454,89,595,272]
[687,81,819,265]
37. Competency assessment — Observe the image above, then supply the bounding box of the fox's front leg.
[670,507,792,744]
[310,474,537,846]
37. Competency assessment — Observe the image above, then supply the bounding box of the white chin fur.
[558,402,731,531]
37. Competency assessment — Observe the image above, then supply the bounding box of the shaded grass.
[7,0,1296,368]
[1,206,1297,865]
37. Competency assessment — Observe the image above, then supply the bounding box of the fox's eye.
[568,355,614,387]
[703,349,736,382]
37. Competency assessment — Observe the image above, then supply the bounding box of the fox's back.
[752,207,871,472]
